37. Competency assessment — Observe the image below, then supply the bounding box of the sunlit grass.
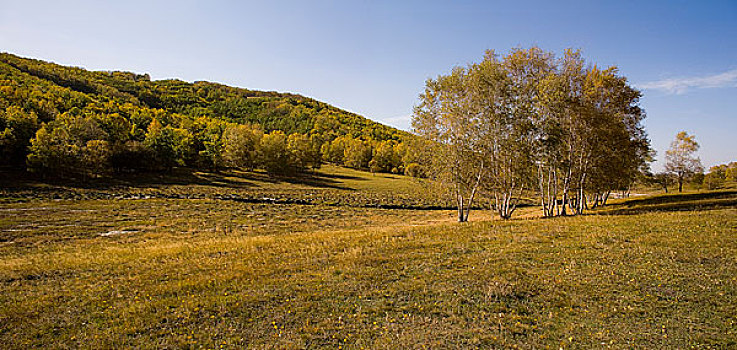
[1,189,735,348]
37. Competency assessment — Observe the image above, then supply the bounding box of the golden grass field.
[1,167,735,349]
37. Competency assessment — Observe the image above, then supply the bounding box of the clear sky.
[1,0,735,169]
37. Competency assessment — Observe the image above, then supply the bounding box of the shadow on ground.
[593,190,737,215]
[0,167,356,192]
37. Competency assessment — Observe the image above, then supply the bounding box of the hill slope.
[0,52,405,139]
[0,53,416,175]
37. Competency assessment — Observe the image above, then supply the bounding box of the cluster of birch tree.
[412,47,650,221]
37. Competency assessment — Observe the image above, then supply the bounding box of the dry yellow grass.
[1,175,736,348]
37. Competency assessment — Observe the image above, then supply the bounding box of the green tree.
[223,124,262,169]
[110,140,154,171]
[413,65,485,222]
[537,49,648,215]
[81,140,111,176]
[664,131,703,192]
[287,133,314,171]
[651,171,674,193]
[26,113,106,176]
[725,162,737,182]
[195,118,228,170]
[0,106,39,165]
[703,165,727,189]
[371,140,401,173]
[343,138,372,170]
[143,119,188,171]
[27,125,80,176]
[308,134,324,169]
[404,163,426,178]
[474,49,545,219]
[92,112,131,145]
[259,131,292,175]
[322,136,349,164]
[414,47,649,220]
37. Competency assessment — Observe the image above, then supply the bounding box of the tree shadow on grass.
[592,191,737,215]
[250,170,356,190]
[0,167,356,192]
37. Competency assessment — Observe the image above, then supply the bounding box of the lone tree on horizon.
[664,131,703,192]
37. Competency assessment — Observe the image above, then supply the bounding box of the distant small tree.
[702,164,728,190]
[368,158,381,174]
[664,131,703,192]
[92,112,131,145]
[110,140,154,172]
[651,172,674,193]
[27,126,80,176]
[308,134,323,169]
[27,114,105,176]
[726,162,737,182]
[703,172,724,190]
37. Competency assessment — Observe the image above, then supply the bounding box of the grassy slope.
[1,165,419,193]
[1,179,736,348]
[0,165,448,208]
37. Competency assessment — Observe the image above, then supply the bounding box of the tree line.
[702,162,737,189]
[0,103,424,177]
[413,47,650,221]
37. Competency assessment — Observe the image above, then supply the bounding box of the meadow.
[1,167,735,349]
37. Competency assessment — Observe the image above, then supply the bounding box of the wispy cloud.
[639,68,737,94]
[376,115,412,131]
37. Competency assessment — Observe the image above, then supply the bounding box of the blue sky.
[1,0,735,169]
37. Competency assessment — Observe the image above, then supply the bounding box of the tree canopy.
[664,131,703,192]
[413,47,650,220]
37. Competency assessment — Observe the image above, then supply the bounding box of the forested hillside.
[0,53,417,176]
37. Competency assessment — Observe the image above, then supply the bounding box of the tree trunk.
[577,185,586,213]
[561,177,570,216]
[538,164,548,216]
[455,162,484,223]
[457,192,466,222]
[553,169,559,216]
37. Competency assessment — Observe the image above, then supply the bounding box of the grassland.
[1,167,736,349]
[0,165,453,209]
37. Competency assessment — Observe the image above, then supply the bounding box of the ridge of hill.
[0,52,406,139]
